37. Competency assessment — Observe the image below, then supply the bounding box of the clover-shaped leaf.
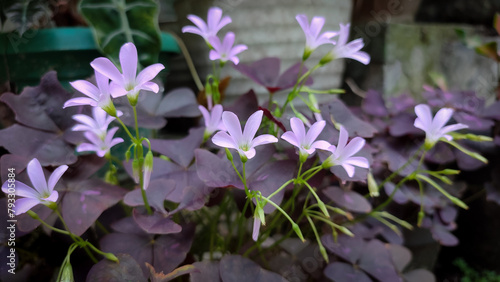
[0,71,82,166]
[86,253,147,282]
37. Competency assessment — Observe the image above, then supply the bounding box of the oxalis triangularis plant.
[0,6,495,281]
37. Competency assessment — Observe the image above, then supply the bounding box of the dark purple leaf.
[233,57,281,90]
[250,160,295,213]
[483,100,500,120]
[118,102,167,129]
[321,99,378,138]
[86,253,147,282]
[124,179,177,214]
[16,203,54,233]
[132,208,182,234]
[321,234,365,264]
[453,111,494,131]
[366,218,404,245]
[156,88,200,118]
[486,181,500,205]
[0,124,77,166]
[387,244,412,272]
[224,90,259,121]
[149,127,204,168]
[425,142,455,164]
[388,113,423,137]
[403,269,436,282]
[383,182,409,205]
[357,239,402,282]
[276,62,313,91]
[233,57,312,93]
[0,71,77,132]
[324,262,372,282]
[101,222,194,276]
[438,206,457,224]
[219,255,287,282]
[64,154,106,181]
[430,220,458,246]
[374,138,421,177]
[0,154,28,183]
[323,187,372,213]
[362,90,388,117]
[191,261,221,282]
[388,94,415,114]
[195,149,241,188]
[61,179,127,236]
[118,88,200,129]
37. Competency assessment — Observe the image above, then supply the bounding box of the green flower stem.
[302,181,329,217]
[210,195,228,260]
[302,166,323,182]
[259,194,304,242]
[54,209,98,263]
[85,241,118,262]
[307,212,354,237]
[236,199,251,252]
[279,64,320,117]
[133,106,140,139]
[56,243,79,282]
[115,116,136,141]
[27,210,70,236]
[306,215,329,262]
[242,162,249,196]
[267,179,294,201]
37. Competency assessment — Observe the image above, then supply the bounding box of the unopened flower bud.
[143,151,154,190]
[132,159,141,184]
[367,172,379,197]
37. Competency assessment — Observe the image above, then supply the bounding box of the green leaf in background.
[4,0,51,35]
[475,41,500,62]
[79,0,161,66]
[494,13,500,36]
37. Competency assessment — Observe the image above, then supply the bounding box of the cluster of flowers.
[1,6,469,223]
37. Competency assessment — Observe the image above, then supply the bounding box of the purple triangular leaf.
[233,57,281,88]
[453,111,494,131]
[0,71,77,132]
[388,94,415,115]
[276,62,313,91]
[324,262,372,282]
[430,219,458,246]
[224,90,259,121]
[388,113,423,137]
[101,223,194,276]
[195,149,241,188]
[321,234,365,264]
[61,179,127,236]
[124,179,177,214]
[219,255,287,282]
[132,208,182,234]
[321,99,378,138]
[157,88,201,118]
[323,187,372,213]
[387,244,412,273]
[403,269,436,282]
[86,253,147,282]
[362,90,388,117]
[358,239,402,282]
[249,160,295,214]
[0,154,28,183]
[191,261,221,282]
[149,127,204,168]
[0,124,77,166]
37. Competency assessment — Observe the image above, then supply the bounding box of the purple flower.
[414,104,468,150]
[90,42,165,105]
[322,126,369,177]
[2,158,67,215]
[322,23,370,65]
[208,32,247,65]
[72,107,119,139]
[212,110,278,160]
[252,216,261,241]
[281,117,330,160]
[296,14,337,60]
[64,71,117,116]
[182,7,232,42]
[77,127,124,158]
[199,104,225,138]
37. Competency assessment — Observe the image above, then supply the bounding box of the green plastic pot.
[0,27,180,90]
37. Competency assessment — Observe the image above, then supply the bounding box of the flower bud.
[143,151,154,190]
[60,262,75,282]
[367,172,379,197]
[132,159,141,184]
